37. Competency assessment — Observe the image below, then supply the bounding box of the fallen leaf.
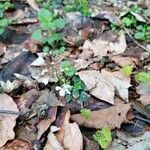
[80,31,127,58]
[0,51,37,82]
[44,126,62,150]
[44,131,64,150]
[29,57,62,85]
[0,94,19,147]
[26,0,39,11]
[109,131,150,150]
[56,111,83,150]
[74,59,93,70]
[110,55,139,67]
[14,89,40,110]
[136,83,150,106]
[1,138,32,150]
[102,69,131,102]
[37,107,57,139]
[0,80,21,93]
[71,100,131,129]
[77,70,115,104]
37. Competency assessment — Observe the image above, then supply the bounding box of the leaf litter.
[0,0,150,149]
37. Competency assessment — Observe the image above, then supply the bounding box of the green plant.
[120,6,150,42]
[120,65,133,76]
[0,1,13,34]
[61,60,77,77]
[93,127,112,149]
[64,0,90,17]
[32,8,66,54]
[57,60,90,103]
[80,108,91,119]
[135,72,150,83]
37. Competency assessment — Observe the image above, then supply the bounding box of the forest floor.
[0,0,150,149]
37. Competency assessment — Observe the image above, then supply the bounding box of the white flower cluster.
[55,84,72,97]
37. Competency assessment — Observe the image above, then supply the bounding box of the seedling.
[120,65,133,76]
[80,108,91,119]
[57,60,90,103]
[121,6,150,42]
[93,127,112,149]
[32,8,66,54]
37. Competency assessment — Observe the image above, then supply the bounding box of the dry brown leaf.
[71,100,131,129]
[101,69,131,102]
[110,55,139,67]
[37,107,57,139]
[77,70,115,104]
[56,111,83,150]
[14,89,40,110]
[80,32,127,58]
[0,94,19,147]
[26,0,39,11]
[44,132,64,150]
[1,138,32,150]
[74,59,93,70]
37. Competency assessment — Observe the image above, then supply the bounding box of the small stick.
[123,27,150,52]
[0,110,20,115]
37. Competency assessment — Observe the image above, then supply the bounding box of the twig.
[0,110,20,115]
[123,26,150,52]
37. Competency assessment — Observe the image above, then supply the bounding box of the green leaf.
[0,27,4,34]
[65,94,72,102]
[120,65,133,76]
[79,91,90,103]
[93,127,112,149]
[144,8,150,16]
[102,127,112,142]
[47,33,63,45]
[135,72,150,83]
[43,46,50,53]
[38,8,53,29]
[0,10,3,18]
[53,18,66,29]
[72,89,80,99]
[31,29,42,41]
[80,108,91,120]
[61,60,77,77]
[0,18,9,27]
[134,32,145,40]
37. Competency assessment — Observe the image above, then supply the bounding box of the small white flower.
[55,84,72,97]
[59,88,66,97]
[55,86,61,91]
